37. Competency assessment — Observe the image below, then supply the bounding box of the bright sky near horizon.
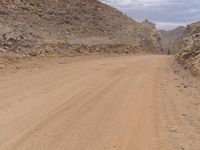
[100,0,200,30]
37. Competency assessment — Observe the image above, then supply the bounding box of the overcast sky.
[100,0,200,30]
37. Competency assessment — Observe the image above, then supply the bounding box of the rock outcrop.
[176,21,200,77]
[0,0,161,57]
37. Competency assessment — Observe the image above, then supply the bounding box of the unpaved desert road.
[0,55,200,150]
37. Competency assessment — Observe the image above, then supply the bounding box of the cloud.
[101,0,177,10]
[188,8,198,13]
[100,0,200,30]
[155,22,187,30]
[102,0,167,7]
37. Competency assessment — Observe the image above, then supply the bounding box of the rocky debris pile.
[176,21,200,77]
[159,26,186,54]
[69,43,141,55]
[0,0,161,57]
[0,24,42,55]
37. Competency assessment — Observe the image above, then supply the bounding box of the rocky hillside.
[176,21,200,76]
[159,26,185,54]
[0,0,161,57]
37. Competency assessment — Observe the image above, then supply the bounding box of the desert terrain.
[0,0,200,149]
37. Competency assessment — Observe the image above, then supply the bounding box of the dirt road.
[0,55,199,150]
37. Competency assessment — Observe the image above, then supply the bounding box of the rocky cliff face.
[176,21,200,76]
[159,26,185,54]
[0,0,161,56]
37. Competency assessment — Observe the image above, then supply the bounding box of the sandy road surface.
[0,55,199,150]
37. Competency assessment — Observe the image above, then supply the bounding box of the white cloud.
[188,8,198,13]
[101,0,167,8]
[100,0,200,30]
[156,22,186,30]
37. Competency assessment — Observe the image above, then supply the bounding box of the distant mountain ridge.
[159,26,186,54]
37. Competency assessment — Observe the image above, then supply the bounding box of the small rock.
[15,65,21,69]
[0,64,5,69]
[0,47,6,52]
[180,146,185,150]
[169,128,177,133]
[30,52,37,57]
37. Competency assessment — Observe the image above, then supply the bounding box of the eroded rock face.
[176,22,200,76]
[0,0,161,56]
